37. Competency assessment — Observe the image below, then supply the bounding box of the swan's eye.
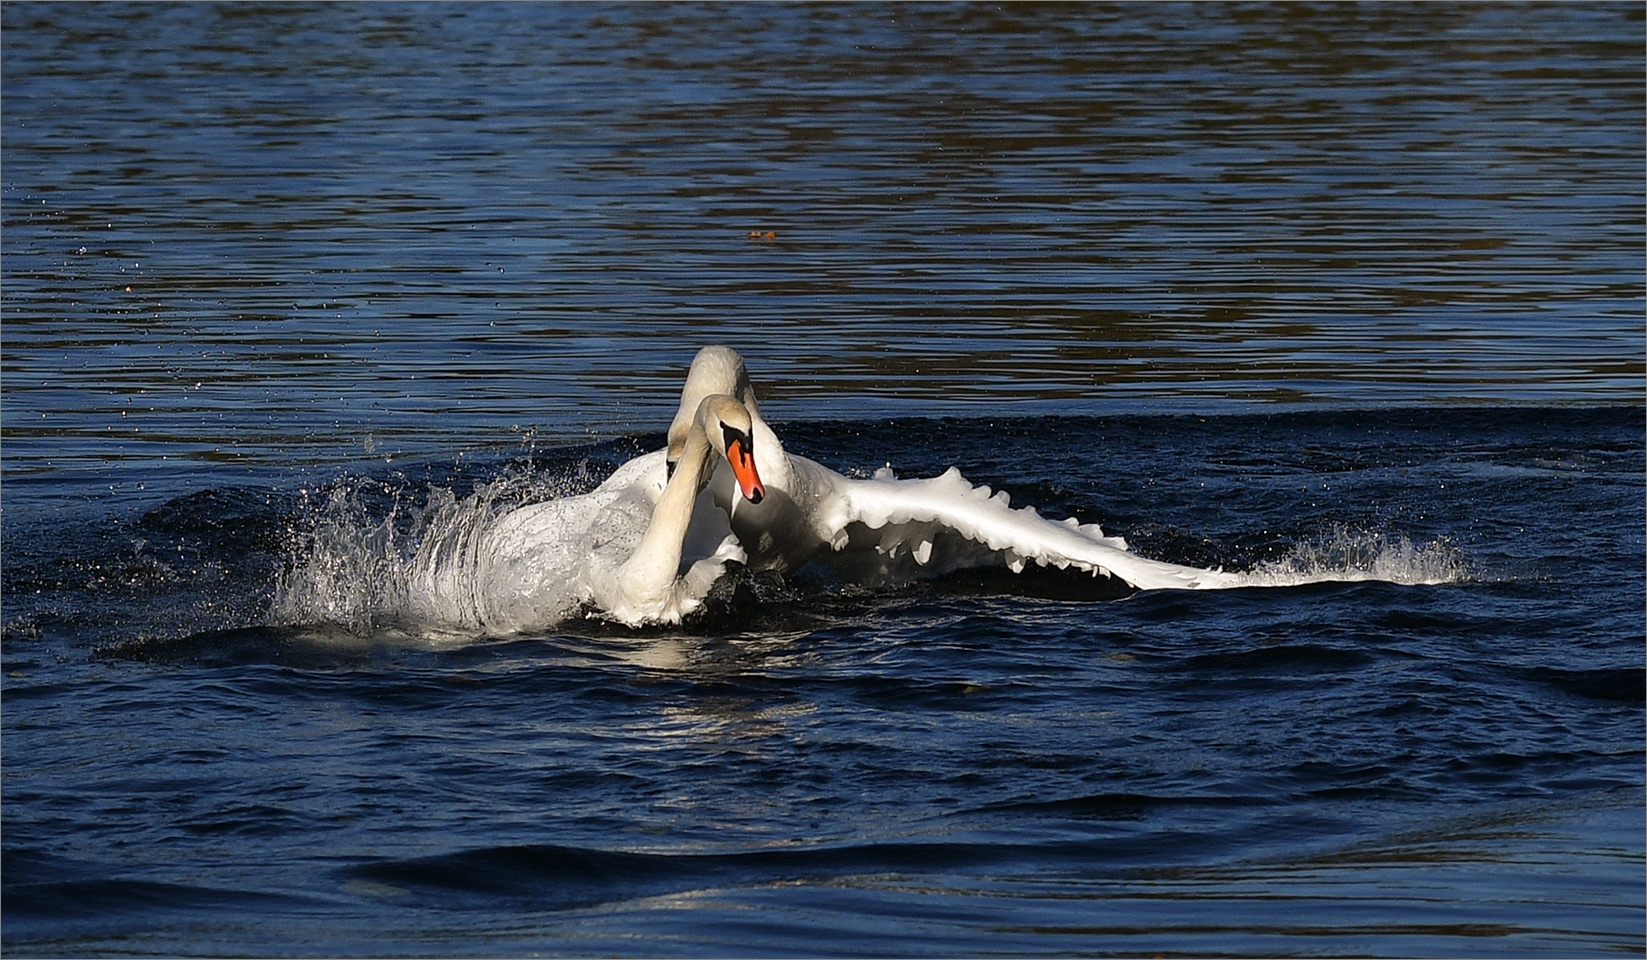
[722,424,750,454]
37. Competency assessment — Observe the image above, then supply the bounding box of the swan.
[402,393,767,632]
[594,393,765,625]
[666,346,1243,591]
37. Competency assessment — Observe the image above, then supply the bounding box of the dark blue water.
[3,3,1643,957]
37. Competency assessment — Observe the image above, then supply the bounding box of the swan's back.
[402,451,670,635]
[400,447,749,633]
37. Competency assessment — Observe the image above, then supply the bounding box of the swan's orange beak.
[726,436,765,505]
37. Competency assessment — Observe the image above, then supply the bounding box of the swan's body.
[405,394,765,632]
[668,347,1242,592]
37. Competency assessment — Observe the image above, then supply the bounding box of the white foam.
[1230,528,1468,588]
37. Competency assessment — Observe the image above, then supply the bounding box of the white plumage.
[674,346,1243,592]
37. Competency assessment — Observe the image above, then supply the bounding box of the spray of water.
[1232,527,1468,588]
[267,464,590,637]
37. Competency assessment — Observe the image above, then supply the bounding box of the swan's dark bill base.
[726,435,765,504]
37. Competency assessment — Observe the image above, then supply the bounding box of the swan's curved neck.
[748,407,789,488]
[632,418,715,579]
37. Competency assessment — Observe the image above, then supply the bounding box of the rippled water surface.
[3,3,1643,957]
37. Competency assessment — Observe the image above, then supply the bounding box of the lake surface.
[3,3,1643,957]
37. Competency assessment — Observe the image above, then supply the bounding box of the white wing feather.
[710,451,1240,592]
[819,463,1242,591]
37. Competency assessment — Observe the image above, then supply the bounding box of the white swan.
[594,393,765,625]
[666,346,1243,592]
[403,393,767,632]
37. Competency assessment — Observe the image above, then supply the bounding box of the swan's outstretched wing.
[806,462,1243,591]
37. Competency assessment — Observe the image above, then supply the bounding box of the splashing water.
[268,465,599,637]
[1233,527,1469,588]
[266,482,399,635]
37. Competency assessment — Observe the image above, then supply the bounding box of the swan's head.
[669,346,757,465]
[699,394,765,505]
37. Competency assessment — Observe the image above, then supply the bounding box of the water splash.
[265,482,378,634]
[1232,528,1469,588]
[267,464,591,637]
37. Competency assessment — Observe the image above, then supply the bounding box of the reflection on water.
[2,3,1642,481]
